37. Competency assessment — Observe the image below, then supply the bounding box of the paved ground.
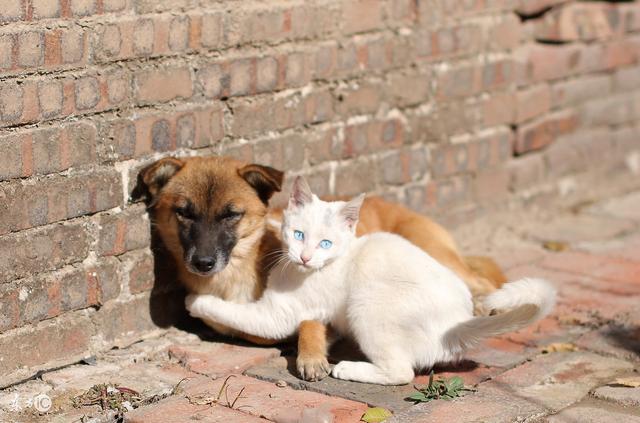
[2,183,640,422]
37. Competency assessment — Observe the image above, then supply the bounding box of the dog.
[139,155,506,380]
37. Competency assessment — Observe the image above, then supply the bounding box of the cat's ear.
[340,194,365,229]
[289,176,313,208]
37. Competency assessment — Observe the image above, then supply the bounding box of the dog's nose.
[193,255,215,272]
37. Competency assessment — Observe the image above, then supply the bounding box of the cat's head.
[282,176,364,270]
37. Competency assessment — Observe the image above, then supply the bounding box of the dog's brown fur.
[141,156,506,377]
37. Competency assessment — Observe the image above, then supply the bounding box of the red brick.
[126,393,266,423]
[533,2,619,43]
[0,0,24,22]
[516,0,569,16]
[133,18,155,55]
[0,311,94,388]
[94,294,161,348]
[122,249,155,294]
[168,342,280,377]
[518,43,583,84]
[516,84,551,123]
[230,89,333,137]
[342,118,404,158]
[183,375,367,422]
[551,74,611,108]
[343,0,383,34]
[541,251,640,287]
[17,31,45,68]
[482,91,516,126]
[135,66,193,104]
[487,13,522,51]
[436,61,482,100]
[485,351,633,411]
[2,256,120,330]
[334,159,377,197]
[507,152,546,191]
[0,169,121,236]
[96,205,150,257]
[514,109,578,154]
[0,134,26,181]
[0,221,91,284]
[32,0,61,18]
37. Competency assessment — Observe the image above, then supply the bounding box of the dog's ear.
[138,157,185,199]
[238,164,284,204]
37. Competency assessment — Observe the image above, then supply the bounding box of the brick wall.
[1,0,639,386]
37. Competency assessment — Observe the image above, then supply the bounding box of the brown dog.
[140,156,506,379]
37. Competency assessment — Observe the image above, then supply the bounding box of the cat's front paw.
[185,294,214,318]
[297,354,331,382]
[331,361,362,381]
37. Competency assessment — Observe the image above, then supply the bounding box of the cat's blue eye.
[319,239,332,249]
[293,230,304,241]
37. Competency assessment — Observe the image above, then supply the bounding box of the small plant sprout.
[405,371,474,404]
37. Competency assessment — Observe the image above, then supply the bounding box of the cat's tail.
[443,278,556,353]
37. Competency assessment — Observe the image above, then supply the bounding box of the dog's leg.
[296,320,335,381]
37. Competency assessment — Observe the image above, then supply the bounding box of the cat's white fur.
[186,177,556,385]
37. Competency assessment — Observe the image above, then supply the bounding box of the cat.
[186,176,556,385]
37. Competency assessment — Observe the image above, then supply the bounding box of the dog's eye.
[222,211,244,222]
[175,207,192,220]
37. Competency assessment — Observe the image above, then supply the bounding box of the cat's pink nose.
[300,254,311,264]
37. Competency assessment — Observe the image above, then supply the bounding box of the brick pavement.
[1,189,639,422]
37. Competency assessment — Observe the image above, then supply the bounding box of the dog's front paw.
[297,354,331,382]
[185,294,213,318]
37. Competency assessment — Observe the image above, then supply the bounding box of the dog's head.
[139,156,283,277]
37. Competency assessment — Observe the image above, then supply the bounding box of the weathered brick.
[133,18,155,55]
[74,76,100,110]
[230,89,333,137]
[17,31,45,68]
[0,35,13,70]
[507,153,546,191]
[200,12,223,48]
[581,94,636,127]
[70,0,95,16]
[551,74,611,109]
[0,168,120,236]
[518,43,583,84]
[548,403,640,423]
[196,63,223,99]
[135,67,193,103]
[335,159,378,197]
[126,393,267,423]
[0,0,24,22]
[482,91,516,126]
[515,109,578,155]
[0,311,94,388]
[342,119,404,158]
[343,0,384,35]
[533,2,619,42]
[335,81,382,117]
[93,293,161,348]
[516,0,569,16]
[516,84,551,123]
[254,133,306,172]
[0,83,24,124]
[37,80,63,118]
[32,0,61,18]
[486,352,633,411]
[96,205,151,256]
[3,256,120,330]
[101,105,223,159]
[168,16,189,52]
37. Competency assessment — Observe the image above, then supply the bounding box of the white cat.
[186,177,556,385]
